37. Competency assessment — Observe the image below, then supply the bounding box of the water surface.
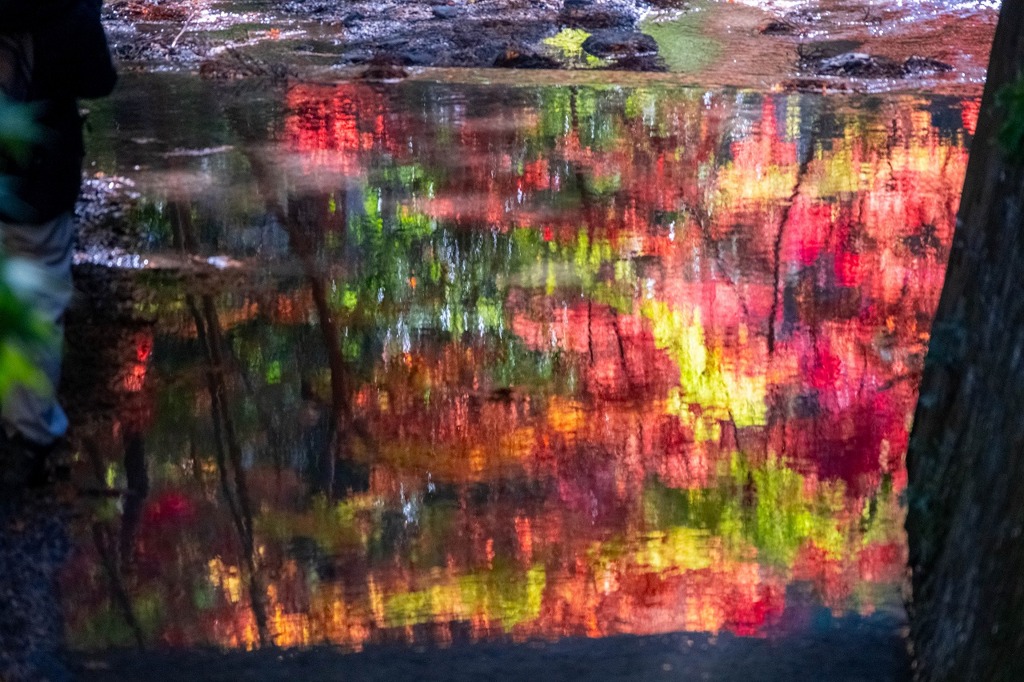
[63,74,974,653]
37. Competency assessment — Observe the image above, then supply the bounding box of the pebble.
[432,6,460,19]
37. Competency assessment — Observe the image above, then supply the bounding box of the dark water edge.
[73,608,909,681]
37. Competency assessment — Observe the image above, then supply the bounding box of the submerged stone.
[606,54,667,72]
[903,56,955,75]
[813,52,903,78]
[806,51,955,79]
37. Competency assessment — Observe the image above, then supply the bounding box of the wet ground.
[37,66,980,679]
[100,0,998,90]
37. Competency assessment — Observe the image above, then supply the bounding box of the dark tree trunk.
[905,0,1024,679]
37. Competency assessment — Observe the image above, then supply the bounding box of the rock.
[798,39,865,61]
[606,54,667,72]
[813,52,903,78]
[337,49,375,64]
[465,42,509,67]
[340,11,365,26]
[75,176,141,248]
[760,19,797,35]
[397,49,437,66]
[903,56,954,75]
[378,37,412,50]
[559,1,634,30]
[582,30,658,59]
[494,47,559,69]
[432,6,460,19]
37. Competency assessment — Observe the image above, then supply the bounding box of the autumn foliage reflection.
[63,82,976,652]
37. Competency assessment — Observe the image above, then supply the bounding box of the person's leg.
[0,212,74,448]
[0,214,75,679]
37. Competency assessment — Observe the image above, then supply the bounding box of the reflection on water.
[62,76,974,652]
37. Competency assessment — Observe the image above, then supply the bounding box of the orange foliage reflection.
[64,83,972,653]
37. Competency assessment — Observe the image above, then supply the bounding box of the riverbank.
[100,0,997,90]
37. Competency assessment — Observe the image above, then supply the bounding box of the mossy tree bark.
[905,0,1024,679]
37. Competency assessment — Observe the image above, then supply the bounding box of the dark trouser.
[0,212,74,446]
[0,214,75,678]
